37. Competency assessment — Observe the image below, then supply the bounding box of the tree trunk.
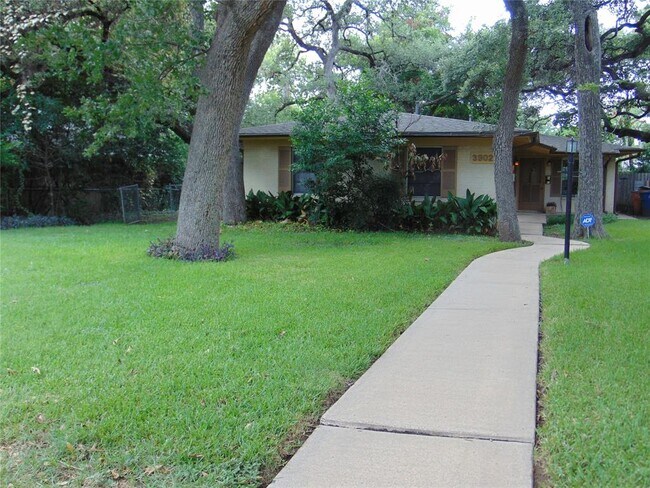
[493,0,528,242]
[175,1,285,252]
[571,0,606,238]
[223,0,285,224]
[189,0,205,34]
[222,136,246,224]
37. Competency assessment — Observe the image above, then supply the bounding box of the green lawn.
[537,220,650,486]
[1,222,514,487]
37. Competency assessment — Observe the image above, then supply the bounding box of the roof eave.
[239,132,293,138]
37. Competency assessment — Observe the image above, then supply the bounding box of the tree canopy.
[2,0,648,219]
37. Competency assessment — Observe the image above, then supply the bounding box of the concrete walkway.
[270,215,588,488]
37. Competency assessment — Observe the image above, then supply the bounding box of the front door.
[518,159,544,211]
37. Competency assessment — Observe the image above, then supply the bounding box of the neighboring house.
[239,113,640,213]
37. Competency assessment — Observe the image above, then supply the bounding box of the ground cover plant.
[246,190,497,235]
[1,222,515,486]
[537,220,650,486]
[543,213,618,238]
[1,215,77,230]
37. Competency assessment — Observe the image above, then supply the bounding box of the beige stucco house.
[239,113,639,213]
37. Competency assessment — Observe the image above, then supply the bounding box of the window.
[550,160,562,197]
[561,161,579,197]
[279,147,315,194]
[292,170,315,194]
[291,151,315,194]
[550,160,579,197]
[407,147,443,197]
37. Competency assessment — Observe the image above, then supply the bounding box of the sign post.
[564,138,578,264]
[580,212,595,239]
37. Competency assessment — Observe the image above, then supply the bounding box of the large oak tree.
[175,0,286,251]
[571,0,606,238]
[493,0,528,242]
[222,1,286,224]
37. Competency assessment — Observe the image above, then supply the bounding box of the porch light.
[566,138,578,154]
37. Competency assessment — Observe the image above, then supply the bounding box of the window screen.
[291,151,315,194]
[408,147,443,197]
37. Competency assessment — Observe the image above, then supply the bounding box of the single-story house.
[238,113,640,213]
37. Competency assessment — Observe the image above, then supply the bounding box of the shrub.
[244,189,498,235]
[363,174,404,230]
[291,82,403,229]
[546,213,617,226]
[330,173,403,230]
[147,238,235,262]
[396,196,444,232]
[0,214,77,230]
[546,213,573,226]
[443,190,497,235]
[245,190,323,224]
[395,192,497,235]
[245,190,278,221]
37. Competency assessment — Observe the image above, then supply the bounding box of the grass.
[544,213,619,238]
[0,222,515,487]
[537,219,650,486]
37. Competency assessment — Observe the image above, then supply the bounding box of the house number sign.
[470,152,494,163]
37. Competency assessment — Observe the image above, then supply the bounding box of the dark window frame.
[561,160,579,197]
[407,147,443,198]
[291,148,315,194]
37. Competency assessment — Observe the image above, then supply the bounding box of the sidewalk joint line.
[320,420,533,446]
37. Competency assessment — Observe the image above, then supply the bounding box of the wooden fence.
[616,172,650,213]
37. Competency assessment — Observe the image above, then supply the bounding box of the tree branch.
[602,113,650,142]
[339,45,377,67]
[600,8,650,42]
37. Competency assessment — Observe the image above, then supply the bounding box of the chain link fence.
[3,185,182,224]
[119,185,182,223]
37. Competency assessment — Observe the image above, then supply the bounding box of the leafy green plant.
[245,190,323,224]
[274,191,300,221]
[444,190,497,235]
[396,196,442,232]
[291,82,403,229]
[546,213,574,226]
[147,237,235,262]
[246,190,280,221]
[548,213,618,226]
[0,214,77,230]
[394,192,496,235]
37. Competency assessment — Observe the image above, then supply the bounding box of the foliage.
[0,214,77,230]
[248,0,649,144]
[396,195,444,232]
[291,82,402,229]
[396,191,497,235]
[0,0,194,215]
[444,190,498,235]
[246,187,498,235]
[538,220,650,486]
[546,212,618,226]
[147,237,235,262]
[245,190,324,224]
[546,213,574,226]
[359,173,404,230]
[1,221,515,486]
[520,0,650,142]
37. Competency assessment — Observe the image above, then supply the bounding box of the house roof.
[537,133,638,156]
[396,113,533,137]
[239,121,296,137]
[239,112,641,156]
[238,113,529,137]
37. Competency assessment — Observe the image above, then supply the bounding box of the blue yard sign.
[580,213,596,228]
